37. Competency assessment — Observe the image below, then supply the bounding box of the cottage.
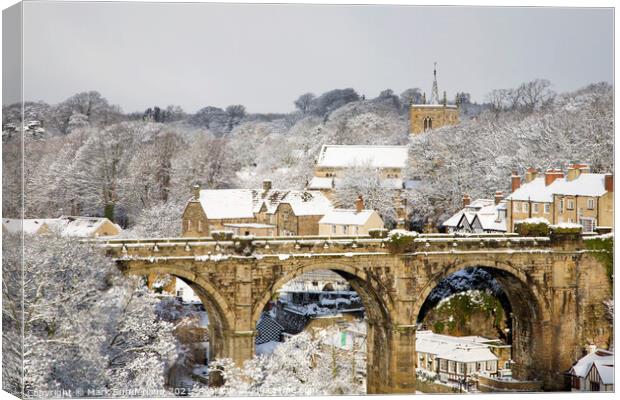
[307,144,411,193]
[415,331,502,384]
[318,197,385,236]
[2,216,121,238]
[506,164,613,233]
[566,348,614,392]
[3,218,55,235]
[182,180,332,237]
[442,192,507,233]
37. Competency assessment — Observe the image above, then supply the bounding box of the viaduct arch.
[105,233,612,393]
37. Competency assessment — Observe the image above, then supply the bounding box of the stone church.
[409,63,460,134]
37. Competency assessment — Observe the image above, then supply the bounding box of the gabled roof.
[278,190,332,216]
[53,216,121,237]
[316,145,409,169]
[507,173,610,203]
[568,349,614,380]
[307,176,334,190]
[442,199,507,232]
[415,331,499,363]
[319,209,378,226]
[506,177,554,202]
[2,218,55,234]
[198,188,331,220]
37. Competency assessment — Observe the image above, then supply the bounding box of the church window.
[423,116,433,132]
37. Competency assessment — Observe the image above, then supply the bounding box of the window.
[187,220,192,231]
[458,363,465,374]
[533,203,539,213]
[571,376,580,390]
[559,199,564,213]
[198,220,202,232]
[486,361,495,371]
[423,116,433,131]
[544,203,551,214]
[355,226,360,235]
[522,202,528,213]
[448,361,456,373]
[567,199,575,210]
[343,225,348,235]
[332,225,336,234]
[590,381,600,391]
[440,359,448,372]
[587,198,595,210]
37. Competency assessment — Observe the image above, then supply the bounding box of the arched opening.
[423,116,433,131]
[413,265,546,387]
[126,266,235,391]
[251,264,394,394]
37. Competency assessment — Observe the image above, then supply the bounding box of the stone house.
[566,348,614,392]
[182,180,332,237]
[3,216,121,237]
[318,197,385,236]
[307,144,411,194]
[505,164,613,233]
[442,193,507,233]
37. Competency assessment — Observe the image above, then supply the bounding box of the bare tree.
[294,93,316,115]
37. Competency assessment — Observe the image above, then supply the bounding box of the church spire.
[430,62,440,105]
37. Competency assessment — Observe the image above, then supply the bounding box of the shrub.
[584,234,613,286]
[550,223,583,235]
[514,218,550,236]
[368,228,388,238]
[387,229,418,253]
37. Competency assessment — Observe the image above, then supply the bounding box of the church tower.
[409,63,460,135]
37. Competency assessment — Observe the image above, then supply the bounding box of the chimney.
[191,184,201,200]
[262,179,272,192]
[511,171,521,193]
[355,195,364,213]
[605,173,613,192]
[567,163,589,181]
[462,194,471,208]
[524,167,538,183]
[544,169,564,186]
[494,191,503,205]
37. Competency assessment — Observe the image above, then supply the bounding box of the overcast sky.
[18,2,614,113]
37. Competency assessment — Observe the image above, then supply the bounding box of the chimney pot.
[462,194,471,208]
[494,191,503,205]
[191,184,201,200]
[544,169,564,186]
[355,195,364,213]
[605,173,613,193]
[262,179,272,192]
[525,168,538,183]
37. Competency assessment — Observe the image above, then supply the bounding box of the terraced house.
[505,164,613,233]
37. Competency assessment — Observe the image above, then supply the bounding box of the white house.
[2,216,121,238]
[415,331,500,383]
[318,197,385,236]
[442,193,507,234]
[566,348,614,392]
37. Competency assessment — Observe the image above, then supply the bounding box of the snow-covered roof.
[550,173,609,197]
[506,177,553,202]
[411,104,458,109]
[53,216,121,237]
[198,188,332,219]
[2,218,56,234]
[569,349,614,382]
[316,145,409,169]
[592,361,615,385]
[307,176,333,190]
[442,199,507,232]
[507,173,610,203]
[416,331,499,363]
[319,209,377,226]
[223,223,275,229]
[279,190,333,216]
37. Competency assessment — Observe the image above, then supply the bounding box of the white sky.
[17,2,614,113]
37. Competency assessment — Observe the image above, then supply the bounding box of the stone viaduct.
[99,232,611,394]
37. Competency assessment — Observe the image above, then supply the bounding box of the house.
[566,348,614,392]
[318,196,385,236]
[182,180,333,237]
[442,192,507,233]
[415,331,501,384]
[307,144,411,193]
[2,216,121,237]
[3,218,55,235]
[506,164,613,233]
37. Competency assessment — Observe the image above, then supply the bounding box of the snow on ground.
[256,341,282,355]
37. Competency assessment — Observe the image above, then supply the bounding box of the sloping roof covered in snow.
[52,216,122,237]
[319,209,376,226]
[442,199,507,232]
[308,176,334,190]
[2,218,56,235]
[279,190,333,216]
[316,145,409,169]
[198,188,332,219]
[416,331,499,363]
[507,173,610,203]
[550,173,609,197]
[568,349,614,383]
[506,177,554,202]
